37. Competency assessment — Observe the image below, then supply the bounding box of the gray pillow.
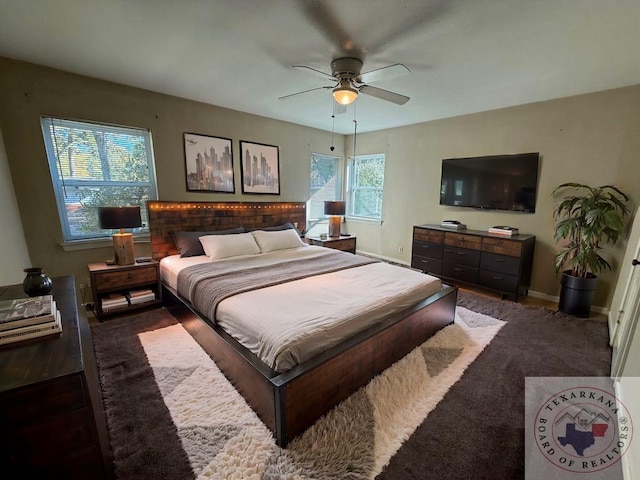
[258,222,295,231]
[171,227,245,257]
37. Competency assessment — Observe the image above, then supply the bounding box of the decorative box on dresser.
[306,235,357,254]
[88,260,162,320]
[412,225,535,301]
[0,276,112,479]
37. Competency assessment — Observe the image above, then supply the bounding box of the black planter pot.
[558,271,597,318]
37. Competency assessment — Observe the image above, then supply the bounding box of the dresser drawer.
[93,265,157,290]
[482,237,522,257]
[443,246,481,268]
[442,263,479,284]
[480,252,521,276]
[413,228,444,244]
[478,269,519,294]
[0,376,86,428]
[412,241,444,260]
[444,232,482,251]
[411,255,443,275]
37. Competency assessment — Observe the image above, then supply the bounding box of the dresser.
[0,276,112,478]
[412,225,535,301]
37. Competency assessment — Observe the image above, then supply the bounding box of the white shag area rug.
[139,307,504,479]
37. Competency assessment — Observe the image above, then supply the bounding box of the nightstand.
[306,235,357,254]
[88,260,162,320]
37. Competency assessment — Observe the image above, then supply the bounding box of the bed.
[148,200,457,447]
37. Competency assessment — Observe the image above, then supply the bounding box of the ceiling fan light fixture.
[332,82,358,105]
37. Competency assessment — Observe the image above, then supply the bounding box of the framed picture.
[183,132,235,193]
[240,140,280,195]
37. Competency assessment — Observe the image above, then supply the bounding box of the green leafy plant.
[553,183,630,278]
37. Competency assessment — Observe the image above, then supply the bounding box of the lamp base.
[328,216,341,237]
[113,233,135,265]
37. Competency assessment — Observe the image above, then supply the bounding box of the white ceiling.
[1,0,640,134]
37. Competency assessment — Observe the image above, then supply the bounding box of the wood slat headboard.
[147,201,307,260]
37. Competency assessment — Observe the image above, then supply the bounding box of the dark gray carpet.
[378,291,614,480]
[92,310,194,480]
[92,292,613,480]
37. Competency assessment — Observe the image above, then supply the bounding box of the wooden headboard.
[147,201,307,260]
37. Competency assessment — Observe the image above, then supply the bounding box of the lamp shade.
[98,206,142,230]
[324,201,345,216]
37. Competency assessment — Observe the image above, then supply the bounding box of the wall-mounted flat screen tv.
[439,152,540,213]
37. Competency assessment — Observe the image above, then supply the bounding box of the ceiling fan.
[279,57,410,110]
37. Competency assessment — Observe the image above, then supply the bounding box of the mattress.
[160,246,442,371]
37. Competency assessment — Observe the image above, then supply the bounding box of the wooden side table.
[306,235,357,254]
[0,276,113,478]
[88,260,162,320]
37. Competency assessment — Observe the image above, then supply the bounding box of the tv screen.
[439,153,539,213]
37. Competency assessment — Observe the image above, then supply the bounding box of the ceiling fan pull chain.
[330,104,336,151]
[353,100,358,158]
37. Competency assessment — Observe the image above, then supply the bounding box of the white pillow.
[199,232,260,260]
[251,228,305,253]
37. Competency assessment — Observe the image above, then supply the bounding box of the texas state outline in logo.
[534,386,633,473]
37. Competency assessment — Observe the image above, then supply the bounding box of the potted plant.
[553,183,630,317]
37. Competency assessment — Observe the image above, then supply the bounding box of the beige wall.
[345,86,640,308]
[1,56,639,310]
[0,57,343,292]
[0,128,31,285]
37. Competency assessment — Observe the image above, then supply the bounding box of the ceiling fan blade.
[292,65,335,82]
[359,85,410,105]
[278,85,333,100]
[359,64,410,84]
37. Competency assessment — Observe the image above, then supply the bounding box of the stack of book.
[101,294,128,312]
[440,220,467,230]
[0,294,62,345]
[126,289,155,305]
[488,226,519,236]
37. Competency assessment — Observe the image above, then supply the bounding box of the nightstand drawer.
[327,239,355,252]
[93,266,157,290]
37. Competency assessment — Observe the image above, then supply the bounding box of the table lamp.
[324,201,345,238]
[98,206,142,265]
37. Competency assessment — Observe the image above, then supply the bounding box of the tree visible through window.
[308,153,342,227]
[347,154,385,219]
[41,117,157,241]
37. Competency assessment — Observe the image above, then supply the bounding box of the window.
[41,117,157,241]
[308,153,342,227]
[347,153,385,219]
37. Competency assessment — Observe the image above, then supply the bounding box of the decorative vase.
[23,267,53,296]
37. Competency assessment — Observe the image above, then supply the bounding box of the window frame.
[40,117,158,242]
[308,152,343,229]
[346,153,386,221]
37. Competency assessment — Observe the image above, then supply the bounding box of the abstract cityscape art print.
[184,133,235,193]
[240,140,280,195]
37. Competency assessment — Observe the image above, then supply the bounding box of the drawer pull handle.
[493,276,503,280]
[457,252,467,256]
[494,259,505,263]
[454,268,464,272]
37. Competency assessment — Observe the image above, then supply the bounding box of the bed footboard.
[164,283,457,447]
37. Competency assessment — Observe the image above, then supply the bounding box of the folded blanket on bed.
[177,250,378,323]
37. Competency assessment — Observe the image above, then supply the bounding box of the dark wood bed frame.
[148,200,458,447]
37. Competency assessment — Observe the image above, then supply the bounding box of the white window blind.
[41,117,158,241]
[347,153,385,220]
